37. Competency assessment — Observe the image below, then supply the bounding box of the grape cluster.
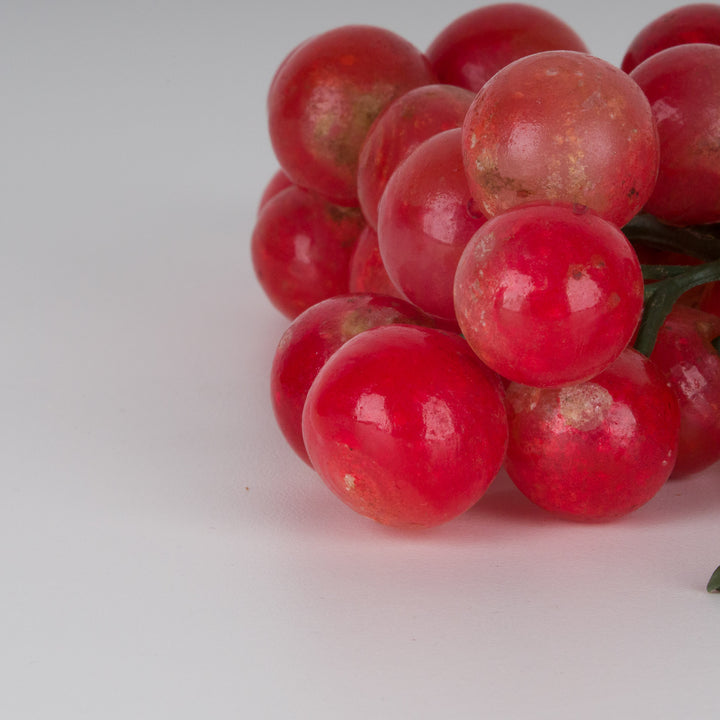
[251,3,720,530]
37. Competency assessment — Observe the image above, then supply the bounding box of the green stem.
[707,566,720,593]
[634,258,720,357]
[641,264,697,281]
[623,214,720,261]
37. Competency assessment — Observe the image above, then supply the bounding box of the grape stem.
[635,258,720,356]
[623,213,720,261]
[708,566,720,593]
[621,214,720,356]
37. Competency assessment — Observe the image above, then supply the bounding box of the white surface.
[3,1,720,718]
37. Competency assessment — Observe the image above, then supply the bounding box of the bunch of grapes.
[250,3,720,560]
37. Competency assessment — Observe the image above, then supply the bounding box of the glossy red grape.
[271,293,435,465]
[348,225,405,300]
[621,3,720,73]
[426,3,588,93]
[462,50,659,227]
[650,305,720,479]
[505,348,680,521]
[630,44,720,226]
[302,324,508,528]
[267,25,436,206]
[357,84,474,229]
[453,204,644,387]
[251,186,364,319]
[378,128,487,321]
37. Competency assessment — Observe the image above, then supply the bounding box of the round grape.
[462,50,659,227]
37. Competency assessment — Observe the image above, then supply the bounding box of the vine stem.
[634,259,720,356]
[708,566,720,593]
[621,214,720,356]
[623,213,720,261]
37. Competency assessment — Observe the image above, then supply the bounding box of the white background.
[3,1,720,718]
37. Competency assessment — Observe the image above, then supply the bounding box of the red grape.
[426,3,588,92]
[267,25,436,207]
[650,305,720,478]
[462,50,659,227]
[630,43,720,226]
[302,324,508,528]
[251,186,364,319]
[453,204,644,387]
[357,84,474,229]
[622,3,720,73]
[378,128,487,321]
[505,348,680,521]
